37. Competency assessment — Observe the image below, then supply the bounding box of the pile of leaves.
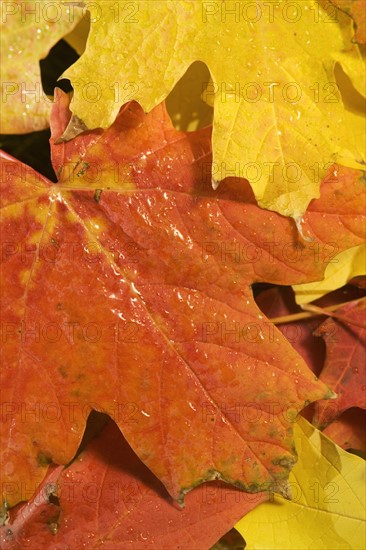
[0,1,365,548]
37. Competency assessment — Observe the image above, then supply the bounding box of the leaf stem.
[269,298,365,326]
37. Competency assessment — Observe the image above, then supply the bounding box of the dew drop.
[294,216,314,242]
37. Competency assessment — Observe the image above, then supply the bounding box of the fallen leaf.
[0,0,83,133]
[235,416,366,550]
[0,418,266,549]
[323,408,366,453]
[255,285,366,438]
[210,528,246,550]
[0,465,63,548]
[313,298,366,429]
[1,90,364,507]
[350,0,366,41]
[350,276,366,289]
[255,286,326,376]
[330,0,366,43]
[63,0,365,219]
[293,244,366,304]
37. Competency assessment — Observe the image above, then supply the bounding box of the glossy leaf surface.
[1,90,364,507]
[293,245,366,304]
[0,419,266,549]
[63,0,365,218]
[313,298,366,428]
[0,0,83,133]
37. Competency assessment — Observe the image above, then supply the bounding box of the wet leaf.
[313,298,366,428]
[255,286,326,376]
[63,0,365,219]
[0,419,266,549]
[1,90,364,507]
[293,244,366,304]
[0,0,83,133]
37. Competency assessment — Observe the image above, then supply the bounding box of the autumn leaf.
[0,0,83,133]
[293,244,366,304]
[330,0,366,42]
[165,61,214,133]
[350,275,366,289]
[0,417,266,549]
[256,286,366,451]
[255,286,326,375]
[1,89,365,509]
[63,0,365,219]
[323,408,366,453]
[235,416,366,550]
[0,464,62,548]
[63,10,90,56]
[210,528,246,550]
[312,298,366,429]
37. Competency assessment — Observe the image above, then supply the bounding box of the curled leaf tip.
[274,479,292,500]
[55,114,89,144]
[211,177,220,190]
[294,216,314,242]
[328,389,338,400]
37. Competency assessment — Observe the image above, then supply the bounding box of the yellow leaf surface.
[235,416,366,549]
[63,0,365,218]
[64,12,90,56]
[165,61,213,132]
[0,0,83,133]
[293,244,366,304]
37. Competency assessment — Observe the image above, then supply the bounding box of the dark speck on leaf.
[94,189,103,203]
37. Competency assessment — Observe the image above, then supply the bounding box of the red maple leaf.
[0,417,265,549]
[1,90,364,507]
[313,298,366,428]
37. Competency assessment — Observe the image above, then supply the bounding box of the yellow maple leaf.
[236,416,366,549]
[293,244,366,304]
[0,0,83,133]
[64,10,90,56]
[63,0,364,219]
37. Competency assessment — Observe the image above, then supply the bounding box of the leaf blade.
[235,416,366,550]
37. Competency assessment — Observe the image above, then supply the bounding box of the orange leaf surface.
[313,298,366,429]
[1,90,365,507]
[0,418,266,549]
